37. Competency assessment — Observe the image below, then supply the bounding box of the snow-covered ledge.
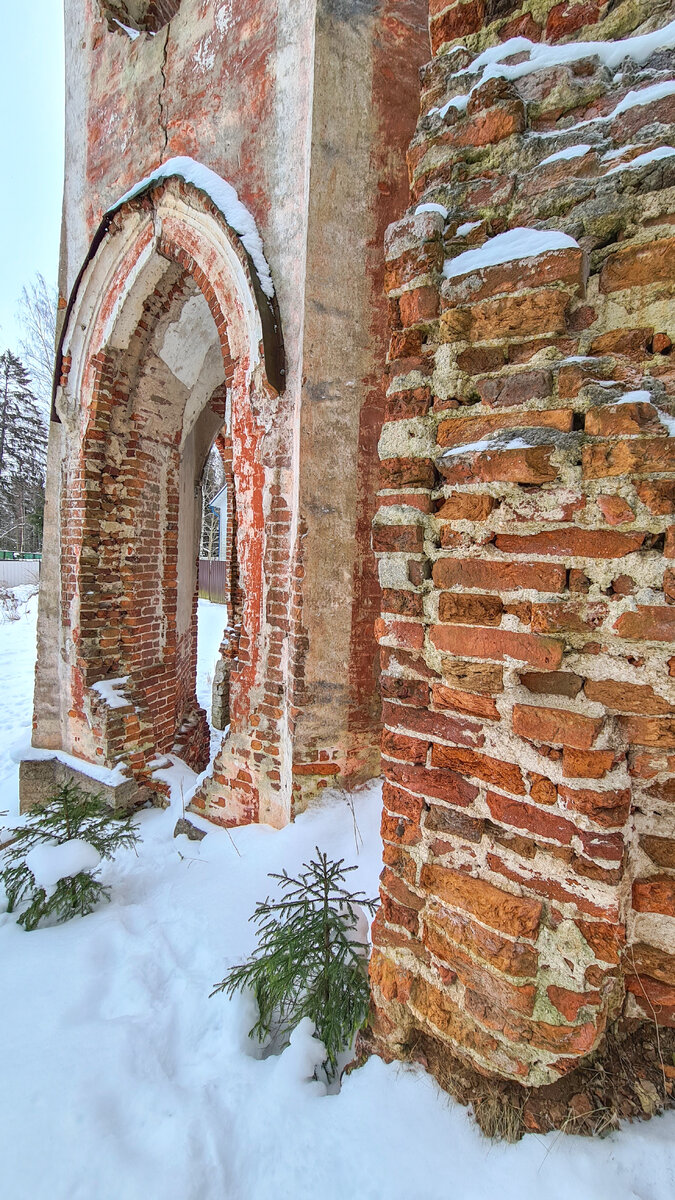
[15,741,143,813]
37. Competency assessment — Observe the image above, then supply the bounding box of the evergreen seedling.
[1,780,140,930]
[211,848,377,1079]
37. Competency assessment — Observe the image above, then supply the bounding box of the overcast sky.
[0,1,65,354]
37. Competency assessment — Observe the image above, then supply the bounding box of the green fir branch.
[212,847,377,1079]
[1,780,141,929]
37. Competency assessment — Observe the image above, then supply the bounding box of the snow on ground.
[1,592,675,1200]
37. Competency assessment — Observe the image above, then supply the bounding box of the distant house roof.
[208,486,227,512]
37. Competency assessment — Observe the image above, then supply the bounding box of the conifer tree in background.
[0,350,47,553]
[1,781,141,930]
[211,849,377,1078]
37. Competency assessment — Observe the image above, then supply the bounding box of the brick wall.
[370,1,675,1088]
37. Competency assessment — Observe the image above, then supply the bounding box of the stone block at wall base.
[19,757,150,814]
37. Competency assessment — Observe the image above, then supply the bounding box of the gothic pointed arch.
[33,163,293,827]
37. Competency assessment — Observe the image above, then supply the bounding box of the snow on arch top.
[109,156,276,300]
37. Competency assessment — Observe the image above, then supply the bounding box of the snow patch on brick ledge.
[442,227,579,280]
[110,156,275,298]
[429,20,675,118]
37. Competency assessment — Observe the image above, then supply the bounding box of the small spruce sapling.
[211,848,377,1079]
[1,780,140,930]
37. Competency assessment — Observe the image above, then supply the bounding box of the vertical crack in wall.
[157,25,170,156]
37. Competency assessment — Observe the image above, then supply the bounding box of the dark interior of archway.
[101,0,181,34]
[77,259,235,772]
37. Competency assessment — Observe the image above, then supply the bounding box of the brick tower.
[368,0,675,1114]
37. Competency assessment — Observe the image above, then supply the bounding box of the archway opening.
[100,0,182,34]
[196,423,243,761]
[72,256,239,779]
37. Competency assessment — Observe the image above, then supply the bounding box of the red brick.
[375,617,425,650]
[431,742,525,794]
[487,852,619,921]
[437,408,571,451]
[399,286,439,325]
[423,923,537,1015]
[430,0,484,53]
[520,671,584,698]
[432,558,565,593]
[640,835,675,869]
[410,977,510,1064]
[441,659,504,693]
[445,249,581,306]
[432,624,564,671]
[559,784,630,828]
[382,588,424,618]
[586,401,663,437]
[584,678,671,714]
[420,862,542,939]
[513,703,603,750]
[596,495,635,526]
[547,0,600,38]
[583,438,675,479]
[441,289,570,342]
[438,592,503,626]
[424,802,485,844]
[379,493,433,513]
[619,716,675,749]
[614,606,675,642]
[435,492,496,521]
[369,950,414,1003]
[547,984,601,1022]
[383,701,483,748]
[625,975,675,1023]
[486,790,578,845]
[373,524,425,553]
[476,369,551,408]
[589,327,654,358]
[629,940,675,984]
[431,683,500,720]
[435,903,539,984]
[379,457,437,490]
[632,875,675,917]
[531,601,607,634]
[465,990,600,1057]
[381,675,430,706]
[562,748,619,779]
[495,529,646,558]
[529,774,558,805]
[387,758,479,807]
[600,237,675,293]
[381,841,418,885]
[381,809,422,847]
[439,444,558,486]
[637,480,675,515]
[385,386,432,421]
[381,893,421,935]
[382,781,425,823]
[382,728,429,764]
[576,920,624,964]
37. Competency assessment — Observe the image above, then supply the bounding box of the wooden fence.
[198,559,229,605]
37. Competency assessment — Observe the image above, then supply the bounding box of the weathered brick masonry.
[370,0,675,1088]
[26,0,430,827]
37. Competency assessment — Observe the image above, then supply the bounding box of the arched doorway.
[30,164,292,827]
